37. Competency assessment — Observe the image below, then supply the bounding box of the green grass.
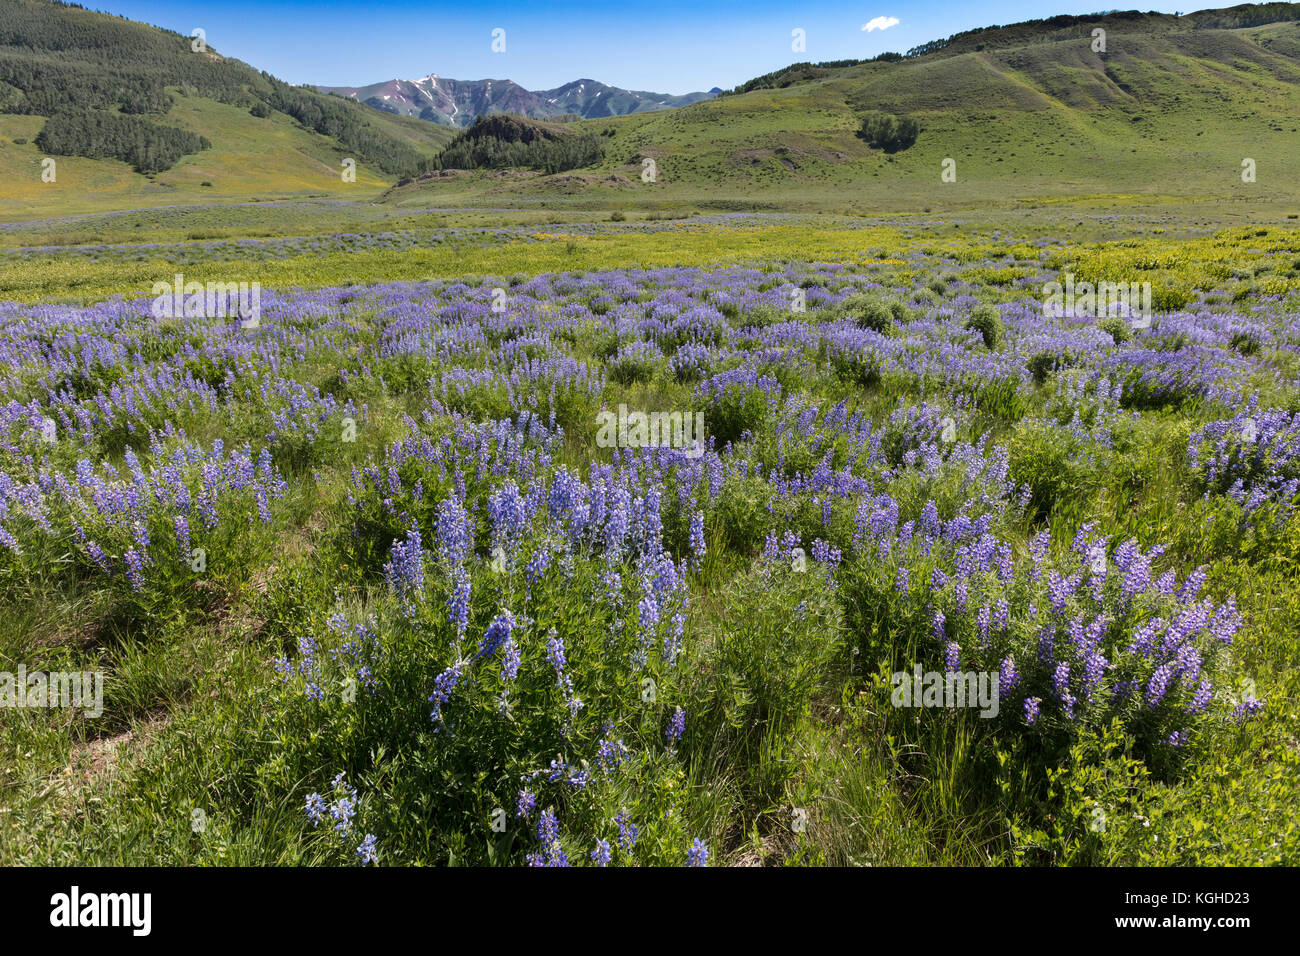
[1,210,1298,866]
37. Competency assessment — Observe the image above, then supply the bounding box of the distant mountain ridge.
[317,74,719,126]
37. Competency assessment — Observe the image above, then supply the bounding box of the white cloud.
[862,17,900,32]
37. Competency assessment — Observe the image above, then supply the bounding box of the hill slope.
[385,7,1300,212]
[0,0,455,216]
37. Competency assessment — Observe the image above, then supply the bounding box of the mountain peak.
[316,74,718,126]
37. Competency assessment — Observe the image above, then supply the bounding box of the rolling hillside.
[3,2,1299,218]
[383,8,1300,213]
[0,0,455,217]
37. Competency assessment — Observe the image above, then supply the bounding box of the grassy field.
[1,201,1298,866]
[2,1,1299,871]
[0,92,453,221]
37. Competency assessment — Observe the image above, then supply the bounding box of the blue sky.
[99,1,1195,93]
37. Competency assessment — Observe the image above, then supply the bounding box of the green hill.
[0,0,454,217]
[383,7,1300,213]
[5,1,1300,218]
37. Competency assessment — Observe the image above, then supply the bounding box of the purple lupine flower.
[1232,697,1264,722]
[516,789,537,819]
[591,839,612,867]
[993,598,1009,632]
[537,808,560,845]
[502,637,521,682]
[477,610,514,659]
[595,734,629,772]
[1024,697,1041,725]
[1047,571,1075,614]
[1185,677,1212,714]
[1080,651,1109,699]
[1208,598,1241,644]
[895,566,910,594]
[447,565,470,638]
[999,656,1020,695]
[1146,663,1175,708]
[1054,662,1076,718]
[384,523,425,611]
[356,834,378,865]
[86,540,110,572]
[428,659,467,725]
[685,838,709,867]
[666,706,685,746]
[123,548,146,591]
[615,810,639,850]
[305,793,327,825]
[953,579,968,612]
[173,513,191,556]
[434,496,473,565]
[1178,566,1208,602]
[546,629,566,681]
[688,510,706,565]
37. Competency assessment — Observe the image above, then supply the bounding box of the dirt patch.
[546,173,634,191]
[66,714,168,794]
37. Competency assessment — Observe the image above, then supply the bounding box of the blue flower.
[615,810,638,851]
[685,838,709,867]
[305,793,327,825]
[356,834,378,865]
[666,706,685,746]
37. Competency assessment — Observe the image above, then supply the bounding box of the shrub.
[966,304,1004,349]
[856,112,920,153]
[1097,317,1133,345]
[1028,350,1065,385]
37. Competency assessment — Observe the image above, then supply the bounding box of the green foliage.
[1009,420,1098,524]
[965,304,1004,349]
[36,109,210,174]
[855,111,920,154]
[689,564,842,808]
[1027,350,1068,385]
[1097,317,1133,345]
[705,383,771,449]
[434,115,604,174]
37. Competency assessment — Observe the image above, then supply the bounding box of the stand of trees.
[433,115,604,174]
[35,109,210,174]
[856,112,919,153]
[723,54,902,96]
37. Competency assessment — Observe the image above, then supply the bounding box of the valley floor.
[0,205,1297,865]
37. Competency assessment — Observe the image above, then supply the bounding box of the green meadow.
[2,2,1300,871]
